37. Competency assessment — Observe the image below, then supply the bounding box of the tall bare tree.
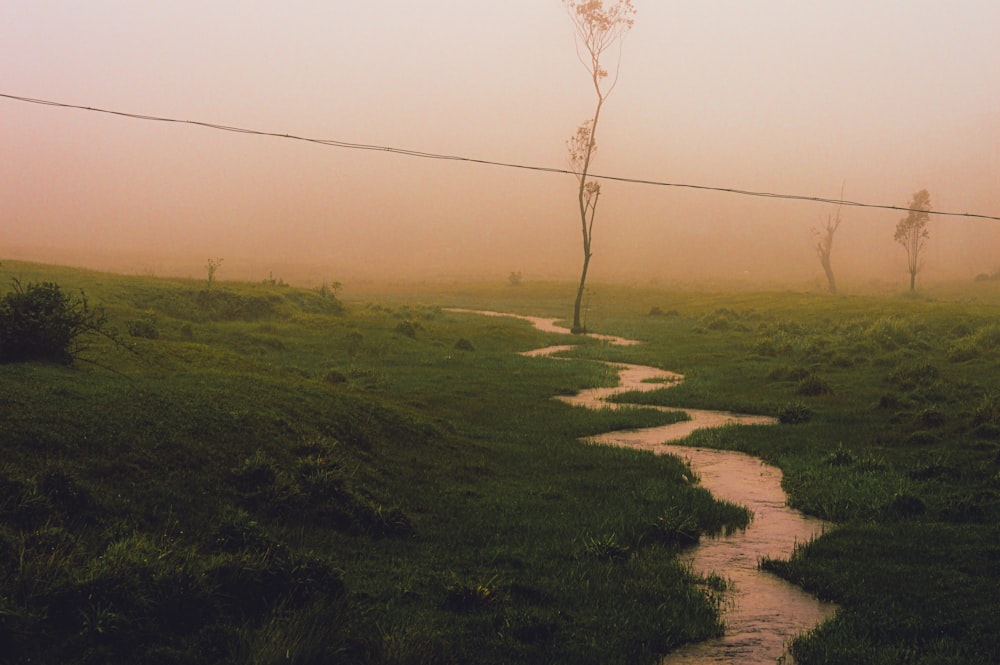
[894,189,932,291]
[563,0,635,333]
[815,183,845,294]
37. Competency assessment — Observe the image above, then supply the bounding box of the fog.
[2,2,998,289]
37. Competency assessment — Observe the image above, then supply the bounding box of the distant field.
[1,260,998,663]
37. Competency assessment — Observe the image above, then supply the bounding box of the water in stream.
[452,310,838,664]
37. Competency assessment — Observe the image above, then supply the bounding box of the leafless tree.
[894,189,931,291]
[815,184,845,294]
[563,0,635,333]
[206,258,224,290]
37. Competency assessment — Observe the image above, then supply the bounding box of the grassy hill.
[1,261,749,665]
[3,261,999,663]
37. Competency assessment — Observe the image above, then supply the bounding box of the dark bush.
[230,451,279,494]
[824,445,856,467]
[888,493,926,518]
[454,338,475,352]
[323,370,348,384]
[127,315,159,339]
[0,279,108,364]
[779,402,813,424]
[394,320,421,338]
[797,376,833,396]
[916,408,945,428]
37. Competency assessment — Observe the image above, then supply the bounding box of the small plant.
[779,402,813,424]
[323,370,348,384]
[214,510,277,553]
[796,375,833,396]
[205,258,224,289]
[261,272,288,287]
[126,312,159,339]
[916,407,945,428]
[866,316,913,350]
[444,574,501,612]
[639,508,700,547]
[453,338,475,352]
[316,280,342,300]
[824,444,856,467]
[582,533,631,561]
[394,320,421,339]
[888,492,926,518]
[231,450,279,494]
[507,271,523,287]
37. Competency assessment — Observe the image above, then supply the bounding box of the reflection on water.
[450,309,838,664]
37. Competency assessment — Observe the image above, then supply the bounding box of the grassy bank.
[1,262,752,665]
[517,281,1000,664]
[353,279,1000,663]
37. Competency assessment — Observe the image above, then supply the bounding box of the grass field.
[2,261,999,664]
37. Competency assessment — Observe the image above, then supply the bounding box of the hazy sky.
[2,1,999,287]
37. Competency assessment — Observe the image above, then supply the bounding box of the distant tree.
[563,0,635,334]
[205,258,224,290]
[894,189,932,291]
[814,184,845,294]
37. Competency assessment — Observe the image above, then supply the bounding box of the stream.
[453,310,838,664]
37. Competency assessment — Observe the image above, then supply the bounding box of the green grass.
[5,263,1000,663]
[356,279,1000,663]
[0,262,745,665]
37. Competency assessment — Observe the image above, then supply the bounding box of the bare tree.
[206,257,224,290]
[815,183,845,294]
[563,0,635,333]
[894,189,931,291]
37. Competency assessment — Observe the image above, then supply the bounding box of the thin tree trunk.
[572,251,592,333]
[571,99,604,334]
[821,257,837,294]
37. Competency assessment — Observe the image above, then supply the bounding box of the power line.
[3,92,998,222]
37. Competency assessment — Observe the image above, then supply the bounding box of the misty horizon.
[2,2,998,290]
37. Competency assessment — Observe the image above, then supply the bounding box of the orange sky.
[2,1,998,288]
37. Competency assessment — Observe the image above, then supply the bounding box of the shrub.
[231,450,279,494]
[638,508,700,547]
[443,574,501,612]
[394,320,421,339]
[582,533,631,561]
[323,370,348,384]
[888,493,926,518]
[797,375,833,396]
[779,402,813,424]
[824,445,856,467]
[916,408,945,428]
[454,338,475,352]
[126,313,159,339]
[0,279,109,364]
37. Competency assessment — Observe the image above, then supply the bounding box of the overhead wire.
[2,92,998,222]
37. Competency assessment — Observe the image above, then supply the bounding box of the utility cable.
[2,92,998,222]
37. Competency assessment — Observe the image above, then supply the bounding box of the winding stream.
[452,310,838,664]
